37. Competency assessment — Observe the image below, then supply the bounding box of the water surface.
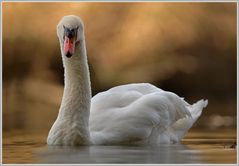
[3,129,237,164]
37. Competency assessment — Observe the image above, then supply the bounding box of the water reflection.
[38,144,194,164]
[3,130,236,164]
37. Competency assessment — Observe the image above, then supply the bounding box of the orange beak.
[64,36,75,58]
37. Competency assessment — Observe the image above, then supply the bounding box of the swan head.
[57,15,84,58]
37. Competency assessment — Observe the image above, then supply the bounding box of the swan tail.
[188,99,208,120]
[158,99,208,144]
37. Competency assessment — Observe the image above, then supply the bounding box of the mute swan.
[47,15,208,146]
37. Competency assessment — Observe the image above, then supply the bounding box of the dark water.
[3,129,237,164]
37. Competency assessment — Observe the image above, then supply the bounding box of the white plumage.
[47,15,208,146]
[90,83,207,145]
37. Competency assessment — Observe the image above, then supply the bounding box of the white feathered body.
[89,83,207,145]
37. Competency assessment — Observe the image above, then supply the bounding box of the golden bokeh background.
[3,2,237,134]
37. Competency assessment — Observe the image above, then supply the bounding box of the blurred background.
[2,2,237,135]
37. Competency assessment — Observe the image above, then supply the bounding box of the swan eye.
[63,25,66,40]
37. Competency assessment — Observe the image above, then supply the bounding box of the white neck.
[58,38,91,143]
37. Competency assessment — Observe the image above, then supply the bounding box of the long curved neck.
[58,38,91,143]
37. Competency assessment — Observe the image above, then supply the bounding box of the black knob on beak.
[63,26,75,39]
[66,30,74,39]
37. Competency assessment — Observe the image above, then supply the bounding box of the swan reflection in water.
[39,144,201,163]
